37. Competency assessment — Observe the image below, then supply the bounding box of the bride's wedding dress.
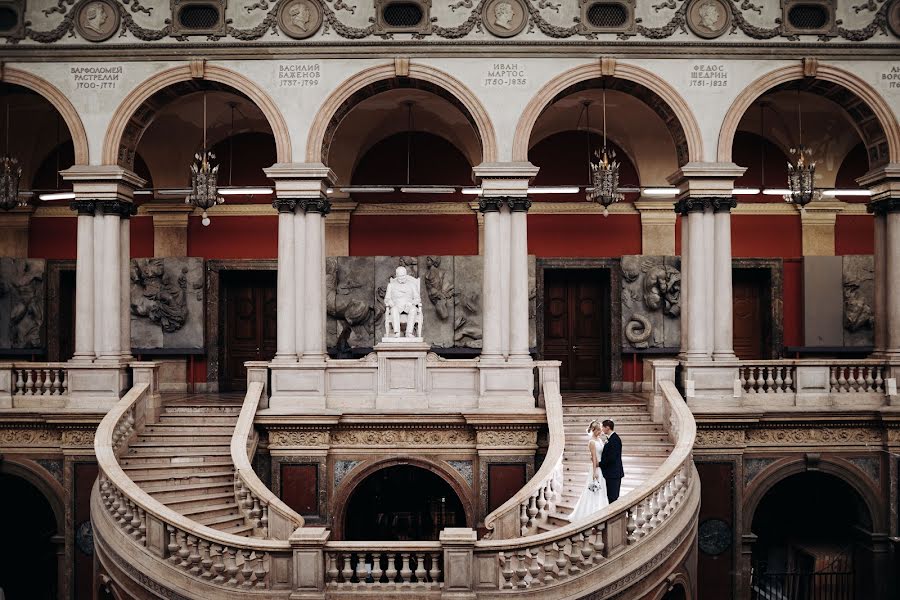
[567,437,609,522]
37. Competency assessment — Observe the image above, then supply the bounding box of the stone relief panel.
[0,258,45,351]
[842,255,875,347]
[326,256,376,349]
[421,256,455,348]
[620,255,681,351]
[453,255,483,350]
[130,258,204,351]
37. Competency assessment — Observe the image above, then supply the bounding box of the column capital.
[69,199,97,215]
[264,162,336,200]
[478,197,503,213]
[97,199,137,218]
[857,162,900,202]
[673,197,710,215]
[867,198,900,216]
[272,197,300,213]
[667,161,747,200]
[711,197,737,213]
[506,196,532,212]
[301,196,331,215]
[473,161,539,197]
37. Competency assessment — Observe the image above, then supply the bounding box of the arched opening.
[324,80,484,257]
[749,471,873,599]
[0,472,60,599]
[343,464,467,541]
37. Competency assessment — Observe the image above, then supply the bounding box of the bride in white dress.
[567,420,609,522]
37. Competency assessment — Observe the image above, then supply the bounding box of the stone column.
[92,210,105,359]
[293,208,307,359]
[676,199,710,359]
[703,205,715,354]
[303,197,330,361]
[274,199,298,362]
[479,198,503,359]
[508,197,532,361]
[71,201,96,361]
[861,165,900,359]
[119,205,135,361]
[98,202,123,360]
[712,198,737,360]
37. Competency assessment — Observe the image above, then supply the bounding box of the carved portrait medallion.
[74,0,119,42]
[686,0,731,39]
[482,0,527,38]
[698,518,732,555]
[277,0,323,40]
[889,0,900,38]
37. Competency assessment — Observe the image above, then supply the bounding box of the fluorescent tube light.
[339,186,395,193]
[400,187,456,194]
[822,189,871,197]
[643,188,679,196]
[762,188,792,196]
[218,187,273,195]
[461,187,482,195]
[158,188,193,196]
[527,186,580,194]
[38,192,76,201]
[732,188,760,195]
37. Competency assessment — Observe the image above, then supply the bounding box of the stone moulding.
[15,0,897,42]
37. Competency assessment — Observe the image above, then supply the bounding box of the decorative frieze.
[268,429,330,448]
[746,427,882,446]
[475,429,537,447]
[0,427,61,446]
[330,427,476,447]
[695,428,746,448]
[61,428,96,448]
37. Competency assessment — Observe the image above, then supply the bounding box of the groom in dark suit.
[599,419,624,503]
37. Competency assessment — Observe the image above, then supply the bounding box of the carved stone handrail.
[323,541,444,589]
[94,381,296,592]
[483,360,564,540]
[472,378,698,594]
[231,381,305,539]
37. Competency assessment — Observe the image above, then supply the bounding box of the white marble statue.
[384,266,423,339]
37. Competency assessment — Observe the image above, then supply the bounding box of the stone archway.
[0,458,66,600]
[512,61,704,165]
[332,457,475,541]
[2,68,90,165]
[306,62,497,166]
[102,64,291,167]
[718,64,900,168]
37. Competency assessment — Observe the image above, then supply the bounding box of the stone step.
[128,471,235,486]
[196,512,248,530]
[119,454,230,466]
[157,415,240,426]
[180,502,243,521]
[163,403,242,413]
[135,434,234,445]
[143,481,235,498]
[142,427,236,437]
[121,461,235,477]
[126,446,231,456]
[157,490,236,510]
[222,522,256,536]
[562,423,664,433]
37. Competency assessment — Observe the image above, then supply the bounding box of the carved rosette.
[268,429,330,448]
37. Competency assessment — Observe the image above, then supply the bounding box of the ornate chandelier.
[186,92,222,226]
[0,102,22,211]
[586,90,623,217]
[785,91,818,208]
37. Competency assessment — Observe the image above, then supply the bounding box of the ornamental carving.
[0,428,61,446]
[61,429,96,447]
[888,428,900,444]
[695,429,746,448]
[621,256,681,351]
[746,427,882,446]
[130,258,204,351]
[268,430,330,447]
[16,0,897,42]
[842,255,875,347]
[0,258,45,351]
[476,429,537,447]
[331,428,476,447]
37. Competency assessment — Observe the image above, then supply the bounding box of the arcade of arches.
[0,10,899,600]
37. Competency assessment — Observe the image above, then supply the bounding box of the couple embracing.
[567,419,624,522]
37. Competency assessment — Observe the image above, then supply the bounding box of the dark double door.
[543,269,610,391]
[222,271,277,390]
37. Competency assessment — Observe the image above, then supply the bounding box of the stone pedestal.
[375,341,430,409]
[477,358,535,411]
[269,361,327,411]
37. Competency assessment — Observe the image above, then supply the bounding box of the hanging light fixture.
[785,89,818,208]
[0,99,23,211]
[586,86,623,217]
[186,91,222,226]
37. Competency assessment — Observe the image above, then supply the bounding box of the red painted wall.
[528,215,642,257]
[835,216,873,255]
[28,217,76,259]
[350,215,478,256]
[187,215,277,258]
[131,216,154,258]
[732,215,802,258]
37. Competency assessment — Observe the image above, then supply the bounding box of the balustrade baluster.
[526,547,542,586]
[863,366,874,392]
[542,544,556,584]
[49,369,59,395]
[837,367,848,392]
[341,552,354,585]
[259,502,269,536]
[166,526,179,563]
[590,526,605,560]
[579,531,594,565]
[372,552,385,584]
[24,369,34,395]
[253,553,268,588]
[626,507,638,542]
[764,367,774,393]
[875,367,884,392]
[178,531,191,569]
[250,497,261,525]
[648,491,661,529]
[567,535,582,575]
[785,367,794,392]
[774,367,784,393]
[537,485,548,519]
[129,501,142,539]
[514,549,528,588]
[225,547,239,586]
[499,552,514,589]
[354,552,367,584]
[553,541,569,578]
[414,552,426,584]
[399,553,412,585]
[240,549,254,587]
[428,552,440,584]
[199,540,213,579]
[121,500,134,535]
[519,503,528,535]
[211,544,226,583]
[829,367,838,392]
[754,368,765,393]
[60,371,67,395]
[385,552,398,585]
[739,368,748,393]
[187,535,201,575]
[14,369,24,395]
[326,553,339,584]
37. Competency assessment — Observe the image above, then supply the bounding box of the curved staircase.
[92,362,699,600]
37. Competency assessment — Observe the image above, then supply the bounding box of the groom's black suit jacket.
[599,432,624,479]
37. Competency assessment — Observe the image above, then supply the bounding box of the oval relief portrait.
[686,0,731,39]
[75,0,120,43]
[483,0,527,38]
[889,0,900,38]
[278,0,323,40]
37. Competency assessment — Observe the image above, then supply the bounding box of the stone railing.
[231,381,305,540]
[323,542,443,590]
[1,362,69,408]
[483,360,564,540]
[471,378,698,597]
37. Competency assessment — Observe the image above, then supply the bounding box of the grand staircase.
[118,398,253,536]
[539,393,672,531]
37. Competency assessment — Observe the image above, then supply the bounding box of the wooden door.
[733,269,770,360]
[223,271,277,391]
[543,269,610,391]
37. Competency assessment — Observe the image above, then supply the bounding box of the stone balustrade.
[0,362,69,408]
[323,542,443,589]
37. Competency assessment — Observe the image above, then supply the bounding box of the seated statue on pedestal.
[384,266,423,340]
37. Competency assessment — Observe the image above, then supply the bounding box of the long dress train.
[567,438,609,522]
